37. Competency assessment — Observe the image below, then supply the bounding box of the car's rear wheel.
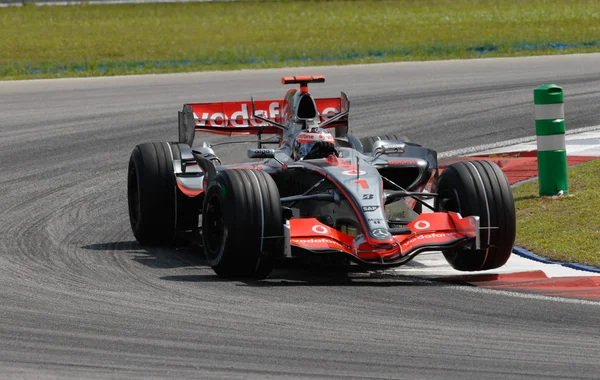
[202,169,283,278]
[435,160,516,271]
[127,142,202,246]
[127,142,177,246]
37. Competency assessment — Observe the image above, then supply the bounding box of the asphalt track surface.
[1,54,600,379]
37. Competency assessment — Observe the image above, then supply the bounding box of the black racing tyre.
[435,160,516,271]
[169,142,202,231]
[360,134,410,154]
[202,169,283,278]
[127,142,177,246]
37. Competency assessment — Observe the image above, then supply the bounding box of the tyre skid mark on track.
[0,166,167,299]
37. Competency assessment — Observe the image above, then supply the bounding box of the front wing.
[289,212,480,267]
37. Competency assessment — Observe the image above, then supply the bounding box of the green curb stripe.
[536,134,566,151]
[535,119,566,135]
[533,84,564,105]
[537,150,569,196]
[534,103,564,120]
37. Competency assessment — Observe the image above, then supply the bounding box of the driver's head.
[292,128,336,160]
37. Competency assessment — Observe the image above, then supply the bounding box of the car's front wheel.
[202,169,284,278]
[435,160,516,271]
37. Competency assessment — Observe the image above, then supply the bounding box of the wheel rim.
[204,194,224,259]
[128,167,140,226]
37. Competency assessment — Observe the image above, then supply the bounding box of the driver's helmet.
[292,127,335,160]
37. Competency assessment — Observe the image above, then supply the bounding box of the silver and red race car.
[127,76,516,278]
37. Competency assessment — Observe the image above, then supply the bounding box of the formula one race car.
[127,76,516,278]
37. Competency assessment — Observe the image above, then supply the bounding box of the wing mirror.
[372,140,405,156]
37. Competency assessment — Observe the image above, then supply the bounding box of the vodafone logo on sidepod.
[312,225,328,234]
[413,220,430,230]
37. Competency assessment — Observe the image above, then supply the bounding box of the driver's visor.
[299,141,316,158]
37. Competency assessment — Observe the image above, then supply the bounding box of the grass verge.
[513,159,600,268]
[2,0,600,79]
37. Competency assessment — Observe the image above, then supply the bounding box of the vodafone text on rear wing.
[178,94,349,147]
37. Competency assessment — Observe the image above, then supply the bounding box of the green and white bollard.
[534,84,568,196]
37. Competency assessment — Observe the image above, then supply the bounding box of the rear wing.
[178,95,349,146]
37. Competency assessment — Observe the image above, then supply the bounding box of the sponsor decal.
[321,107,340,119]
[362,194,374,200]
[252,149,273,154]
[248,148,275,158]
[388,211,408,220]
[402,232,456,246]
[312,225,328,234]
[413,220,431,230]
[372,228,390,239]
[342,170,367,176]
[296,132,335,143]
[367,218,383,225]
[195,103,281,127]
[192,100,341,128]
[388,159,419,165]
[362,205,379,212]
[291,238,344,248]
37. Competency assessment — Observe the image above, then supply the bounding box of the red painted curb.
[440,270,548,283]
[440,272,600,301]
[440,152,598,185]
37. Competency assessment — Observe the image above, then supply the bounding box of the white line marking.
[450,284,600,305]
